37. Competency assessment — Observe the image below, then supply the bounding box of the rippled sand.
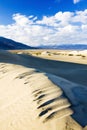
[0,50,87,130]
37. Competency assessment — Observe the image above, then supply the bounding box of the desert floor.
[0,50,87,130]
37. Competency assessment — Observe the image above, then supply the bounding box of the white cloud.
[73,0,81,4]
[0,10,87,46]
[56,0,81,4]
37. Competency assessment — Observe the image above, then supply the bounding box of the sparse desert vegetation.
[68,54,74,56]
[10,49,87,64]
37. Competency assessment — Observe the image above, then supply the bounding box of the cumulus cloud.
[0,10,87,46]
[73,0,81,4]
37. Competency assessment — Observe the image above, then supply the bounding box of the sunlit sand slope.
[0,51,85,130]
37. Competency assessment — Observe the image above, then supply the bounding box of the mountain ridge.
[0,36,87,50]
[39,44,87,50]
[0,37,36,50]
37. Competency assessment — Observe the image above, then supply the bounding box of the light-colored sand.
[0,50,87,130]
[40,50,87,65]
[14,49,87,64]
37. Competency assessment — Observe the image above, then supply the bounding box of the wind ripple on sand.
[0,51,83,130]
[14,69,73,123]
[0,62,73,125]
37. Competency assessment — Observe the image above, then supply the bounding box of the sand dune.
[0,50,87,130]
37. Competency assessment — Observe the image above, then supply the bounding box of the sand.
[0,50,87,130]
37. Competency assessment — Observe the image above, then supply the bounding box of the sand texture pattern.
[0,50,87,130]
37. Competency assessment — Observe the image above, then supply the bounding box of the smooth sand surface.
[13,50,87,64]
[0,50,87,130]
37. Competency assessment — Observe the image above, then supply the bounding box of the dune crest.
[0,51,86,130]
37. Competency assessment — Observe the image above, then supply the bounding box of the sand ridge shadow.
[0,51,87,126]
[0,51,87,86]
[47,74,87,126]
[32,84,72,123]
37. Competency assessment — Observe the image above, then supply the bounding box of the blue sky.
[0,0,87,24]
[0,0,87,46]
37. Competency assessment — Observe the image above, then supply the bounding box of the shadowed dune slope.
[1,51,87,86]
[19,54,87,86]
[0,51,87,130]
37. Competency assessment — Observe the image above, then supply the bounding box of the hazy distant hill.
[39,44,87,50]
[1,37,87,50]
[0,37,36,50]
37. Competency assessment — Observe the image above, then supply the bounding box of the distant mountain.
[0,37,36,50]
[1,37,87,50]
[39,44,87,50]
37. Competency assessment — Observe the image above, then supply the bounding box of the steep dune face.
[0,51,86,130]
[47,74,87,127]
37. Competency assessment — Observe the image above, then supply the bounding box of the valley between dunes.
[0,50,87,130]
